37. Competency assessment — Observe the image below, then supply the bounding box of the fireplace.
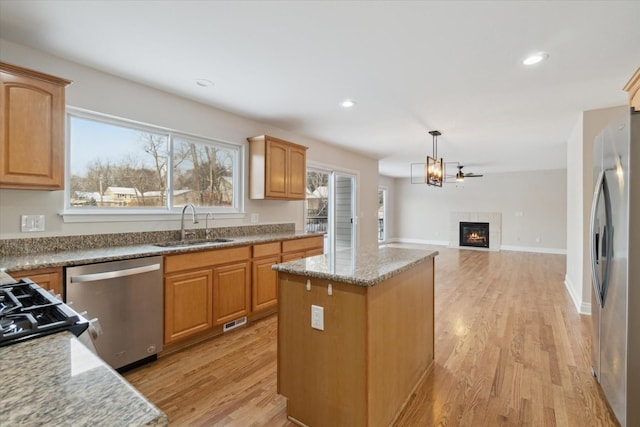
[459,222,489,248]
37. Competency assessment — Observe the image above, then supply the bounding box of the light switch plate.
[21,215,45,232]
[311,305,324,330]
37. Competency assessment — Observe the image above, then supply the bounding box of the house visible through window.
[66,109,242,213]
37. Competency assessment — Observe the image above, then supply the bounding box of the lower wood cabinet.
[281,235,324,261]
[8,267,63,296]
[161,237,323,346]
[213,262,250,325]
[164,269,213,345]
[252,241,281,312]
[163,245,250,345]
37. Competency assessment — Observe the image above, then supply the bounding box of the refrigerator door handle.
[590,170,605,308]
[589,170,613,308]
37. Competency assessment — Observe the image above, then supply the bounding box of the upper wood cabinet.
[624,67,640,111]
[0,62,71,190]
[247,135,308,200]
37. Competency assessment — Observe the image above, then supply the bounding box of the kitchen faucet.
[180,204,199,241]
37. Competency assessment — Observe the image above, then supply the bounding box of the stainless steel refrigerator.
[590,106,639,427]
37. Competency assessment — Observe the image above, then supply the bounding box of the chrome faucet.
[205,212,215,239]
[180,204,199,241]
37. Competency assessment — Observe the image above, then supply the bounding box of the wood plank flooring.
[124,247,619,426]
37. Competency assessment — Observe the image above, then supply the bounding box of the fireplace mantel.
[450,212,501,251]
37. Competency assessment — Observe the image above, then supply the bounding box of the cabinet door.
[0,64,69,190]
[9,267,62,296]
[265,139,288,198]
[252,255,280,312]
[213,261,250,325]
[164,269,213,344]
[288,144,307,199]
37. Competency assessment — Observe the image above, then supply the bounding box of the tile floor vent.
[223,316,247,333]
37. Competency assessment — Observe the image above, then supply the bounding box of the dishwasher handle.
[69,263,161,283]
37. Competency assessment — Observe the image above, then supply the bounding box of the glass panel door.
[378,187,387,242]
[333,173,355,252]
[305,168,356,254]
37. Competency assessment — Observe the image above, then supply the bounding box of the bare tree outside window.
[173,137,235,208]
[67,112,241,211]
[306,170,329,232]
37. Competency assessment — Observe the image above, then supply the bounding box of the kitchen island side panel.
[278,273,368,426]
[367,257,435,426]
[277,256,435,427]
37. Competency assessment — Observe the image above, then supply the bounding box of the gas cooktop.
[0,278,89,347]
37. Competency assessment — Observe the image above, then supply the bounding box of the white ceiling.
[1,1,638,177]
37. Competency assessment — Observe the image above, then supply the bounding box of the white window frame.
[62,107,244,223]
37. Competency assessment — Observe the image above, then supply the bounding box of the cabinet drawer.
[165,245,251,274]
[253,241,281,258]
[282,236,324,254]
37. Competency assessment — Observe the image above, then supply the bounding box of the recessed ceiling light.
[339,99,356,108]
[522,52,549,66]
[196,79,214,87]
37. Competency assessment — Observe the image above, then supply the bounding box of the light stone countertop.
[0,332,168,426]
[0,231,324,272]
[272,246,438,286]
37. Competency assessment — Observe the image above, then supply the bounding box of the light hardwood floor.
[124,247,618,426]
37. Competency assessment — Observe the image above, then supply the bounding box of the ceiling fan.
[445,163,484,183]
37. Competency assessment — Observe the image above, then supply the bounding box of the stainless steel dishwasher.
[66,256,163,371]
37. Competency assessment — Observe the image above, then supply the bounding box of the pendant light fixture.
[426,130,444,187]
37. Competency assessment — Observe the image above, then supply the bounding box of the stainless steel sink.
[154,238,233,248]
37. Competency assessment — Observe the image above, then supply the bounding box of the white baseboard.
[500,245,567,255]
[564,274,591,315]
[389,239,567,255]
[391,238,450,246]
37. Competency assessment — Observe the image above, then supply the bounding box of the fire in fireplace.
[459,222,490,248]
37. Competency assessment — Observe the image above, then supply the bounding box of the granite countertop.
[272,246,438,286]
[0,231,324,272]
[0,332,168,426]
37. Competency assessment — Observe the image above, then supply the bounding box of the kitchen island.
[273,246,438,427]
[0,332,168,426]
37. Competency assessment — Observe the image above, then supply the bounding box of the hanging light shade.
[426,130,443,187]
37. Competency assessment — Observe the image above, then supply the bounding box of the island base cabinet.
[277,258,434,427]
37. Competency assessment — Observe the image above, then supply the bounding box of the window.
[66,109,243,214]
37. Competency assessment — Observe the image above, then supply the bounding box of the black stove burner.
[0,278,89,347]
[1,317,19,334]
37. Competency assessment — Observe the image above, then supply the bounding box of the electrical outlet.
[21,215,45,232]
[311,305,324,330]
[251,213,259,223]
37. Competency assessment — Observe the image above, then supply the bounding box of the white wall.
[0,39,379,249]
[565,115,585,312]
[565,105,628,314]
[392,169,567,253]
